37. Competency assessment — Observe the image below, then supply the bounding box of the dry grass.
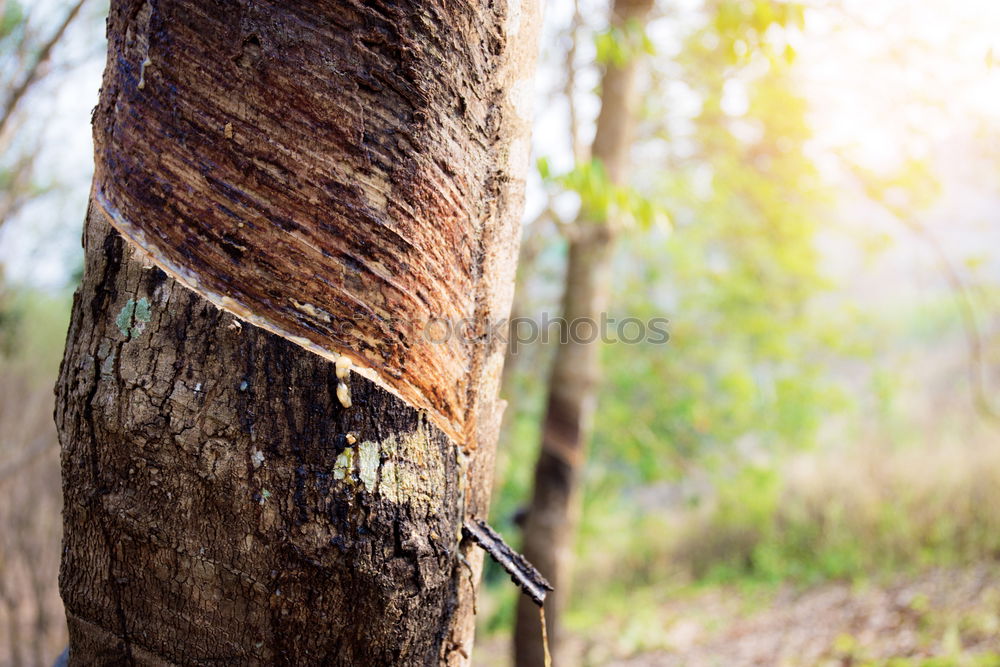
[775,436,1000,570]
[664,433,1000,583]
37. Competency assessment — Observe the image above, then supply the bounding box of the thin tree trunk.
[514,0,651,664]
[55,1,538,664]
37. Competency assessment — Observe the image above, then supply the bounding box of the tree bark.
[513,0,651,664]
[55,1,538,664]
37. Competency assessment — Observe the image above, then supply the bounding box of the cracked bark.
[513,0,652,664]
[55,0,538,664]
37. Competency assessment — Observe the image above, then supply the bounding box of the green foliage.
[873,657,1000,667]
[0,284,73,376]
[583,1,852,488]
[0,1,25,41]
[540,158,669,231]
[712,0,804,65]
[496,0,858,595]
[594,18,656,68]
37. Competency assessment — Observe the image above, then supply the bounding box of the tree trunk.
[514,0,651,664]
[55,1,538,664]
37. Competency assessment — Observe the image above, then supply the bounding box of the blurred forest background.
[2,0,1000,665]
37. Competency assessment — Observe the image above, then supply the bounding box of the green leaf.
[536,156,551,181]
[0,1,25,40]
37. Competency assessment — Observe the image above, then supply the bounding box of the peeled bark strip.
[514,0,652,664]
[56,0,538,664]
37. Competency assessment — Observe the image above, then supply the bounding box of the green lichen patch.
[357,441,379,492]
[333,447,354,481]
[116,297,153,339]
[380,459,399,503]
[330,426,448,509]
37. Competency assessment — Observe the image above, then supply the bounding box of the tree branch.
[0,0,88,138]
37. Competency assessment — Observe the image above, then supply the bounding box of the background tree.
[0,3,97,663]
[55,0,538,663]
[513,0,654,663]
[506,0,835,661]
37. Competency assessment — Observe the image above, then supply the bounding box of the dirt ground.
[476,564,1000,666]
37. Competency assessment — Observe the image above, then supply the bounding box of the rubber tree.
[54,0,538,664]
[514,0,653,663]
